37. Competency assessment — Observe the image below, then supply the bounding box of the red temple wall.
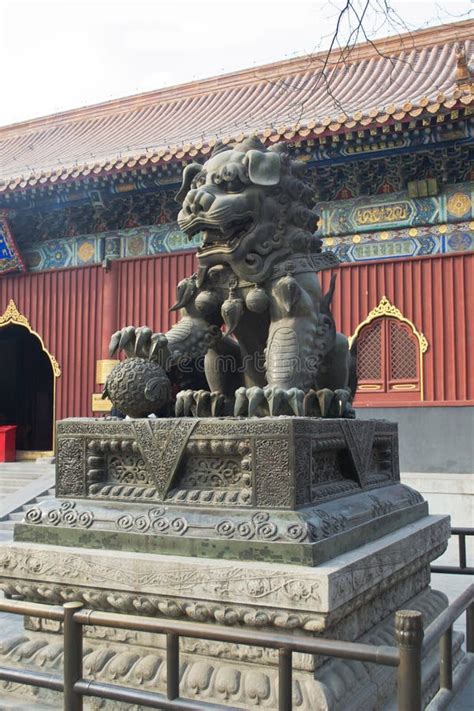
[319,253,473,406]
[0,251,472,421]
[0,265,105,422]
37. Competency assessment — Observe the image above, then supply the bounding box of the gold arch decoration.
[0,299,60,455]
[0,299,61,376]
[349,295,428,400]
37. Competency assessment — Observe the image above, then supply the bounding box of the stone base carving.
[1,515,469,709]
[16,417,427,565]
[0,416,469,708]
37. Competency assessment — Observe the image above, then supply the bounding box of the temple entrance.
[0,324,54,452]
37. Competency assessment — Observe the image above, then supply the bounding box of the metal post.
[395,610,424,711]
[467,602,474,653]
[166,632,179,700]
[459,533,467,570]
[63,601,84,711]
[278,647,292,711]
[439,625,453,690]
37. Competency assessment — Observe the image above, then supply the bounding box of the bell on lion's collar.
[194,289,220,318]
[245,285,269,314]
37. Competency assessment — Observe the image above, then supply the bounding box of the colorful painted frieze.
[8,181,474,272]
[316,182,473,237]
[0,212,25,275]
[324,220,474,262]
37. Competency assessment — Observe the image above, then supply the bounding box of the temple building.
[0,20,472,472]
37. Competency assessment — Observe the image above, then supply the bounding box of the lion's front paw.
[234,386,305,417]
[175,390,232,417]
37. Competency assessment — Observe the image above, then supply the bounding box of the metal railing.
[0,585,473,711]
[431,527,474,575]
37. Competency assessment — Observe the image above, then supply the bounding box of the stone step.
[19,490,55,510]
[8,512,25,522]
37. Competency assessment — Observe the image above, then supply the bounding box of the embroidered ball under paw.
[104,357,171,418]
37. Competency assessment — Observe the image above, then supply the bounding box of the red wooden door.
[355,317,421,405]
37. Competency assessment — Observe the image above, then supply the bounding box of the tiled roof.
[0,20,472,192]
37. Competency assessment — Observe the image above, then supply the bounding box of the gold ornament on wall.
[0,299,61,376]
[446,192,471,218]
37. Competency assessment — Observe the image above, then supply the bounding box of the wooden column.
[101,260,119,359]
[93,261,119,411]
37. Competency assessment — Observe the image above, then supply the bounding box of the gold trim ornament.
[0,299,61,376]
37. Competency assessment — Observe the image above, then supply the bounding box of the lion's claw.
[235,386,268,417]
[287,387,304,416]
[234,386,305,417]
[108,325,169,362]
[303,387,354,418]
[134,327,153,356]
[263,386,285,416]
[119,328,135,353]
[175,390,233,418]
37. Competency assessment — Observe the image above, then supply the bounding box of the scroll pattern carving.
[185,458,243,488]
[24,501,94,528]
[214,510,347,542]
[116,508,189,536]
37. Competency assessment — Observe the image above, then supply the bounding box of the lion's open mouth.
[184,217,254,253]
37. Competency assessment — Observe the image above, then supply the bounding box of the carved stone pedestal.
[0,417,467,709]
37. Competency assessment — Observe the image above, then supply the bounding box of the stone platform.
[0,416,467,709]
[0,516,455,709]
[15,417,426,565]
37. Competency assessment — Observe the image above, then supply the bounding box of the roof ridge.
[0,18,472,139]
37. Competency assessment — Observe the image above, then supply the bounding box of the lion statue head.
[176,136,321,283]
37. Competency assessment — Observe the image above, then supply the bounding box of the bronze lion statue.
[109,137,356,418]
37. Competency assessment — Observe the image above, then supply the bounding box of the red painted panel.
[0,251,472,431]
[0,265,104,421]
[116,252,198,333]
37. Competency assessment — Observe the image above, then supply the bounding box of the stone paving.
[0,461,54,498]
[0,461,55,539]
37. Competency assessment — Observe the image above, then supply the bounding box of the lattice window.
[355,316,421,402]
[389,320,418,380]
[357,320,383,381]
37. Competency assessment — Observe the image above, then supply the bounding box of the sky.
[0,0,472,127]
